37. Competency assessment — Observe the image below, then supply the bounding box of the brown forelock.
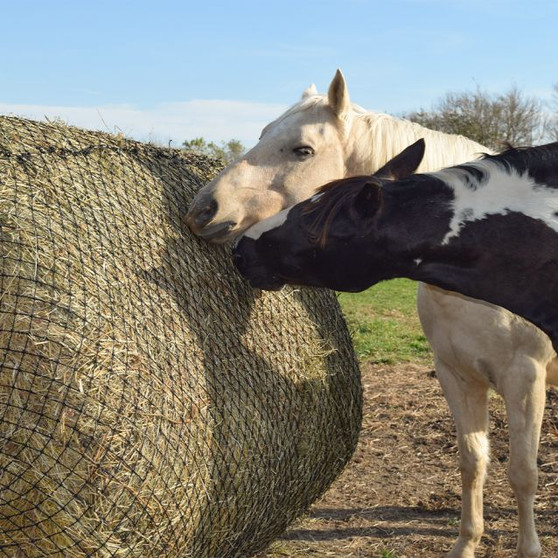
[302,175,374,248]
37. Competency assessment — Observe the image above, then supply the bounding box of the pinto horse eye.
[293,146,315,159]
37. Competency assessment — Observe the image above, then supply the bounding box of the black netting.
[0,116,362,557]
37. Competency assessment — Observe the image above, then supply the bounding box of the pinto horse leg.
[436,359,490,558]
[502,359,545,558]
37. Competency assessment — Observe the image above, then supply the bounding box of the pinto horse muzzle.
[232,239,286,291]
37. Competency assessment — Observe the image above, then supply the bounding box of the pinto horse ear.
[374,138,426,181]
[328,69,351,119]
[301,83,318,99]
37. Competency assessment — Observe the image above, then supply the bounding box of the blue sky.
[2,0,556,146]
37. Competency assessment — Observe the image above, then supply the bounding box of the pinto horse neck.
[375,142,558,349]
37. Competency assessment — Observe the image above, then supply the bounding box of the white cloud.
[0,100,288,147]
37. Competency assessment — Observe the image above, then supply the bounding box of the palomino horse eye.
[293,146,315,159]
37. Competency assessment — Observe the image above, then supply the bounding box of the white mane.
[358,110,490,173]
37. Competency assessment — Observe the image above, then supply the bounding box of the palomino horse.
[234,138,558,351]
[187,71,556,558]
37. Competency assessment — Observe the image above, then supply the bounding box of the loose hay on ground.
[0,116,362,557]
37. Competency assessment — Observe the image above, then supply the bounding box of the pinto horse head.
[233,139,426,291]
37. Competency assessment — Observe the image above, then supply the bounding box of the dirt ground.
[264,363,558,557]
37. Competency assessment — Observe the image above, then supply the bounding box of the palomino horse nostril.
[193,200,218,228]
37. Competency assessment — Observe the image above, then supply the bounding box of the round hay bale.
[0,116,362,557]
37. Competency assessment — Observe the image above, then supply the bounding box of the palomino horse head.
[185,70,354,243]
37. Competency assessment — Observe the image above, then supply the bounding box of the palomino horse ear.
[327,69,351,118]
[373,139,426,181]
[301,84,318,100]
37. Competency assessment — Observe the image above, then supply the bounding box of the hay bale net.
[0,116,362,557]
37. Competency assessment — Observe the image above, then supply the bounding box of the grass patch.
[337,279,433,366]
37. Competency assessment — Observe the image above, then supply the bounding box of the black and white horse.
[234,139,558,351]
[234,139,558,558]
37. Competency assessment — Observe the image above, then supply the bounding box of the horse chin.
[194,221,240,244]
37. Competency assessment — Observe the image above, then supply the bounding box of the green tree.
[182,137,245,165]
[404,86,544,150]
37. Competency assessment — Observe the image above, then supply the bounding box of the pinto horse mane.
[486,141,558,172]
[451,141,558,189]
